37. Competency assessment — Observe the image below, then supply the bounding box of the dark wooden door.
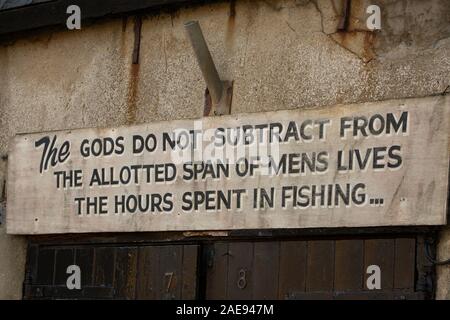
[24,244,199,299]
[24,236,429,300]
[136,245,198,299]
[204,238,423,300]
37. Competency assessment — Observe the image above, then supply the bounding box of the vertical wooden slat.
[23,244,39,299]
[114,247,138,299]
[75,247,94,288]
[306,240,334,292]
[54,248,75,286]
[136,246,160,300]
[159,245,183,300]
[278,241,307,299]
[227,242,253,299]
[253,242,279,299]
[36,248,55,285]
[26,244,39,283]
[334,240,364,291]
[181,245,198,299]
[25,236,422,300]
[364,239,395,290]
[205,243,229,299]
[93,247,115,287]
[394,238,416,289]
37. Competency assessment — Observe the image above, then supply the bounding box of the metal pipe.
[184,20,223,105]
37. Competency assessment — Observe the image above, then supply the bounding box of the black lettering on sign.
[80,136,125,158]
[337,146,403,172]
[340,112,409,139]
[74,196,108,215]
[181,189,246,212]
[54,170,83,189]
[114,193,173,214]
[281,183,367,209]
[133,134,157,154]
[35,135,71,174]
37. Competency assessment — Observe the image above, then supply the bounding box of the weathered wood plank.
[54,248,75,286]
[114,247,138,299]
[36,248,55,285]
[394,238,416,289]
[364,239,395,290]
[181,245,198,299]
[6,96,450,235]
[334,240,364,291]
[278,241,307,299]
[205,243,229,300]
[93,247,115,287]
[75,247,94,288]
[253,241,279,299]
[306,240,334,292]
[227,242,253,299]
[159,245,183,299]
[136,246,160,300]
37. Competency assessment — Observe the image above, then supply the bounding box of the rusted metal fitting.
[184,20,232,116]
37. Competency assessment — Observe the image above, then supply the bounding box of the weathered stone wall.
[0,152,26,299]
[0,0,449,299]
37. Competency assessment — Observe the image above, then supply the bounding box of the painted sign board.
[6,96,450,234]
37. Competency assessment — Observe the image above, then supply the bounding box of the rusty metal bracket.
[204,80,233,116]
[184,20,233,116]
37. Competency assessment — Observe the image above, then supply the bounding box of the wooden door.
[24,244,199,299]
[136,245,198,299]
[23,236,429,300]
[204,238,423,300]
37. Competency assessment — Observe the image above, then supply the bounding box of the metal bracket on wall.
[184,20,233,116]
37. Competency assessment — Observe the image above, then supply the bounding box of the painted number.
[165,272,174,292]
[237,268,247,289]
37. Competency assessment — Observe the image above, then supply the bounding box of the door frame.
[23,226,439,300]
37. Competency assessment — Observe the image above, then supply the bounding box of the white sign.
[6,96,450,234]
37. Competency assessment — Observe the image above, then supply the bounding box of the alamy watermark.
[66,5,81,30]
[66,264,81,290]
